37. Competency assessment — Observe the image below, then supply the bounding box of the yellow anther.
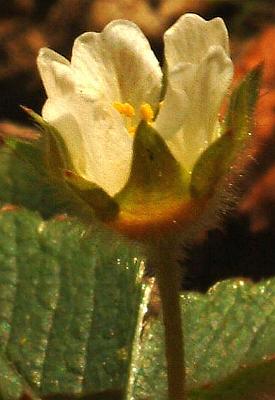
[113,102,135,118]
[128,126,136,136]
[140,103,154,123]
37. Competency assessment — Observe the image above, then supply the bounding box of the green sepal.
[224,64,262,139]
[190,65,262,199]
[64,170,119,221]
[116,121,189,210]
[5,108,119,222]
[4,135,46,177]
[21,107,74,178]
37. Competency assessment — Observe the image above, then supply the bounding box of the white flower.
[37,13,233,197]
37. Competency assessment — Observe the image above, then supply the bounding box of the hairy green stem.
[153,244,185,400]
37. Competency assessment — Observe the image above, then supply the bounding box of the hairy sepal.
[8,108,119,222]
[190,65,262,199]
[112,122,197,237]
[64,170,119,221]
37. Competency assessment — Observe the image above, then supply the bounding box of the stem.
[153,244,185,400]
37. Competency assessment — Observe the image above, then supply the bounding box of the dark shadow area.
[184,214,275,292]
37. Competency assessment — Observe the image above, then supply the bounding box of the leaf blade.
[0,209,148,399]
[132,278,275,399]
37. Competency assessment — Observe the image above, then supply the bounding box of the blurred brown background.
[1,0,275,290]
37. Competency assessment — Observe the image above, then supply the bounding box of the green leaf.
[131,278,275,399]
[0,208,149,399]
[0,145,87,222]
[190,66,262,199]
[1,208,274,399]
[0,352,38,400]
[0,145,58,217]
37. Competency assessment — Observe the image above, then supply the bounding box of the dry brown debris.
[234,26,275,141]
[0,121,39,140]
[239,165,275,232]
[234,27,275,231]
[89,0,207,40]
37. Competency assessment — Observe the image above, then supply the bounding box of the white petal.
[71,20,162,112]
[77,100,133,196]
[154,63,191,139]
[37,48,74,98]
[43,94,133,196]
[42,98,87,175]
[157,46,233,172]
[164,13,230,68]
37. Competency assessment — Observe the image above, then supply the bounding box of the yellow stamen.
[140,103,154,123]
[113,102,135,118]
[128,126,136,136]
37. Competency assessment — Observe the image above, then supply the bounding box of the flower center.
[113,101,154,135]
